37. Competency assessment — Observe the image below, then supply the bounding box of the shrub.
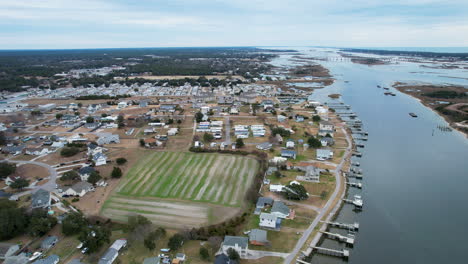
[116,158,127,165]
[61,147,80,157]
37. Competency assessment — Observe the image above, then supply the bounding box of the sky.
[0,0,467,49]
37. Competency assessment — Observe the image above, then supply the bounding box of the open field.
[102,151,259,228]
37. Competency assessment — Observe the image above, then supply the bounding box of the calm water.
[267,48,468,264]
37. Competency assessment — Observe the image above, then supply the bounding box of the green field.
[102,152,259,228]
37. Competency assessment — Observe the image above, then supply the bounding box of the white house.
[269,184,284,192]
[51,141,65,149]
[318,121,334,136]
[63,182,94,197]
[316,148,333,161]
[286,140,295,149]
[259,212,278,229]
[117,101,128,109]
[24,147,50,156]
[221,236,248,259]
[97,134,120,145]
[93,153,107,166]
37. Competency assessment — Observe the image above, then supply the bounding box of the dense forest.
[0,47,282,92]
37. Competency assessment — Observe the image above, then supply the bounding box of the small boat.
[409,113,418,118]
[383,87,390,90]
[377,85,381,88]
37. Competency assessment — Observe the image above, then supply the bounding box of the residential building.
[143,257,161,264]
[316,148,333,160]
[40,236,58,250]
[269,184,284,192]
[221,236,248,258]
[32,189,51,209]
[98,239,127,264]
[0,243,20,260]
[24,147,49,156]
[32,255,59,264]
[63,182,94,197]
[97,134,120,145]
[318,121,334,136]
[271,201,291,219]
[93,153,108,166]
[281,150,297,159]
[259,213,279,229]
[78,166,96,181]
[286,140,295,149]
[320,137,334,147]
[256,142,272,151]
[248,229,268,246]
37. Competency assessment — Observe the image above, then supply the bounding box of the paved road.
[224,116,231,144]
[2,159,58,195]
[283,125,352,264]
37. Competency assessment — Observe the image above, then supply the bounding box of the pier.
[347,182,362,189]
[351,161,360,166]
[320,231,355,246]
[352,151,362,157]
[347,171,363,179]
[343,196,363,209]
[312,247,350,259]
[320,221,360,231]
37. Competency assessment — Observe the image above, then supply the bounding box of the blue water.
[347,47,468,53]
[267,48,468,264]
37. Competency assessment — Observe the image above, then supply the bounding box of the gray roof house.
[142,257,161,264]
[0,243,20,260]
[214,253,238,264]
[98,248,118,264]
[248,229,268,245]
[281,150,297,159]
[32,255,59,264]
[221,236,248,258]
[3,254,29,264]
[32,189,51,209]
[316,148,333,160]
[255,197,273,215]
[40,236,58,250]
[97,134,120,145]
[63,182,94,197]
[271,201,290,219]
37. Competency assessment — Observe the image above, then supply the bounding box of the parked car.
[29,252,43,261]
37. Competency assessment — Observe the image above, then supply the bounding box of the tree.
[236,138,244,148]
[87,171,102,185]
[55,113,63,120]
[144,237,156,250]
[284,183,309,200]
[77,103,83,108]
[271,127,290,137]
[168,233,185,251]
[312,115,321,122]
[62,212,88,236]
[86,116,94,123]
[194,111,204,123]
[227,248,240,261]
[60,147,80,157]
[11,178,29,190]
[28,209,57,237]
[0,200,29,240]
[0,131,6,145]
[140,138,145,147]
[79,225,110,254]
[203,132,214,143]
[74,111,80,116]
[199,247,210,260]
[116,158,127,165]
[0,162,16,179]
[143,227,166,251]
[307,136,322,149]
[111,167,122,178]
[167,119,174,124]
[61,170,79,181]
[101,113,108,117]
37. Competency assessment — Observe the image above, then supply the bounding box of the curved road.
[2,159,58,195]
[284,124,352,264]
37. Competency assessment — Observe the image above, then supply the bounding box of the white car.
[81,247,88,254]
[29,252,43,261]
[77,242,83,249]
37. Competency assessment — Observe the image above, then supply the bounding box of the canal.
[268,48,468,264]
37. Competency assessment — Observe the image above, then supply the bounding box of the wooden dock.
[312,247,349,259]
[320,221,360,231]
[320,231,355,246]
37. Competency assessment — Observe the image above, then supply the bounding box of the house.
[295,115,304,122]
[275,134,283,144]
[316,148,333,161]
[255,197,273,214]
[0,243,20,260]
[87,104,101,113]
[266,166,278,176]
[214,253,238,264]
[300,166,321,182]
[259,213,279,229]
[168,128,178,136]
[159,104,177,112]
[63,182,94,197]
[93,153,108,166]
[98,239,127,264]
[78,166,96,181]
[97,134,120,145]
[256,142,272,151]
[1,145,25,155]
[51,141,65,148]
[248,229,268,246]
[24,147,49,156]
[221,236,248,258]
[3,254,29,264]
[318,121,334,136]
[32,189,51,209]
[175,253,186,262]
[277,115,287,123]
[320,137,334,147]
[40,236,58,250]
[286,140,295,149]
[139,99,150,108]
[271,201,291,219]
[32,255,59,264]
[5,175,26,186]
[144,138,157,148]
[269,184,284,192]
[143,257,161,264]
[117,101,128,109]
[87,143,103,156]
[84,122,100,130]
[281,150,297,159]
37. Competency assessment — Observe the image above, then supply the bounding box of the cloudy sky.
[1,0,467,49]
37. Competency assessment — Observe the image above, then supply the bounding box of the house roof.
[3,254,29,264]
[79,166,95,175]
[69,182,93,193]
[0,243,19,258]
[98,248,118,264]
[32,255,59,264]
[281,150,296,156]
[93,153,107,161]
[260,212,278,221]
[40,236,58,248]
[143,257,161,264]
[317,148,332,156]
[249,229,268,242]
[223,236,248,249]
[256,197,273,208]
[32,189,50,208]
[271,201,290,216]
[214,253,238,264]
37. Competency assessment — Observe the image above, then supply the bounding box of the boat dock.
[320,221,360,231]
[347,182,362,189]
[343,196,363,209]
[320,231,355,246]
[352,151,362,157]
[347,171,363,179]
[312,247,350,259]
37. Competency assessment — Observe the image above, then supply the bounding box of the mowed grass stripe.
[118,153,157,193]
[139,152,179,195]
[220,157,244,205]
[192,156,226,200]
[231,159,256,206]
[127,152,173,196]
[106,202,207,219]
[201,156,236,202]
[227,157,250,206]
[175,154,212,197]
[121,152,168,194]
[185,155,217,199]
[103,208,206,226]
[209,156,237,203]
[146,153,187,196]
[239,159,258,204]
[165,154,203,197]
[160,154,197,197]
